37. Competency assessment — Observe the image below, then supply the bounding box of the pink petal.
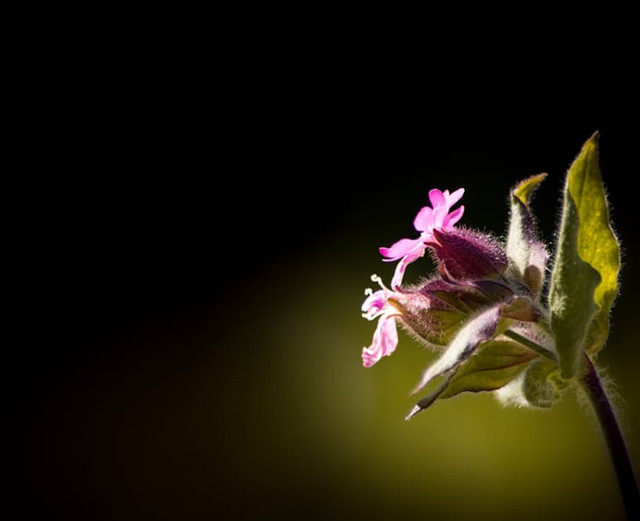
[442,205,464,229]
[380,237,424,261]
[428,189,446,209]
[390,249,423,288]
[413,206,434,232]
[362,290,388,318]
[430,191,450,227]
[430,188,465,229]
[362,316,398,367]
[446,188,465,207]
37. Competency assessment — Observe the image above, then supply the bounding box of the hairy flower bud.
[394,278,505,347]
[428,228,508,281]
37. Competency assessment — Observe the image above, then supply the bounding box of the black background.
[9,33,640,520]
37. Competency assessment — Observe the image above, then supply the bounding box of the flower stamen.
[370,273,390,291]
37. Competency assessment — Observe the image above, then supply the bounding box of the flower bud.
[429,228,508,281]
[393,278,512,348]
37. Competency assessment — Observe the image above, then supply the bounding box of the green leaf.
[411,303,506,395]
[548,133,619,378]
[406,296,542,419]
[439,340,537,399]
[506,173,548,297]
[513,172,547,204]
[570,139,621,355]
[406,338,540,420]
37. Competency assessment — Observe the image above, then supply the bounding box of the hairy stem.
[503,329,556,361]
[579,354,639,520]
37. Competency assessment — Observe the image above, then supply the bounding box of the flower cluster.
[358,137,633,520]
[361,177,559,418]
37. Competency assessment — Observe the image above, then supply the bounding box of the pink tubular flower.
[380,188,465,288]
[361,275,401,368]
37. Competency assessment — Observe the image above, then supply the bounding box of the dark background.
[9,36,640,521]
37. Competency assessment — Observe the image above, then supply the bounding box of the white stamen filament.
[370,274,389,291]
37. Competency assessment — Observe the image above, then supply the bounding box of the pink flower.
[380,188,465,288]
[361,275,402,368]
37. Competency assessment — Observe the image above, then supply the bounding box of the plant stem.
[503,329,557,361]
[579,354,639,520]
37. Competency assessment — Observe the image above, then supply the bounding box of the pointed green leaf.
[411,304,505,395]
[570,138,621,355]
[548,134,620,377]
[513,172,547,204]
[506,174,548,297]
[439,340,538,399]
[405,373,455,420]
[410,296,540,398]
[406,335,541,419]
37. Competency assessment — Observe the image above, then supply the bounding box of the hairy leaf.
[548,134,612,378]
[410,296,539,398]
[439,340,537,399]
[513,172,547,204]
[406,336,540,420]
[411,304,505,395]
[506,173,548,297]
[568,137,620,354]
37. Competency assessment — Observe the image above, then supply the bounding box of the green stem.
[579,354,639,520]
[503,329,557,361]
